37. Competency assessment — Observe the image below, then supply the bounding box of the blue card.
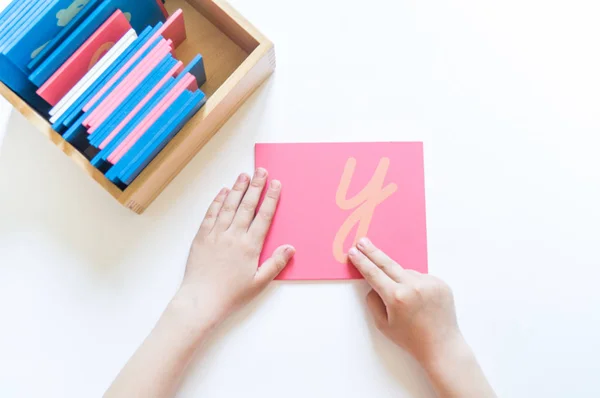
[89,54,204,167]
[116,90,206,185]
[1,2,51,53]
[0,1,39,46]
[6,0,93,74]
[105,89,195,183]
[89,75,175,167]
[29,0,166,86]
[0,0,34,38]
[121,91,206,184]
[0,1,53,114]
[2,1,53,69]
[185,54,207,88]
[27,0,103,72]
[105,90,195,183]
[88,54,177,147]
[58,24,157,130]
[0,57,51,113]
[0,0,21,25]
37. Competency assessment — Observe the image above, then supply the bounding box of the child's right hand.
[349,238,496,397]
[348,238,462,365]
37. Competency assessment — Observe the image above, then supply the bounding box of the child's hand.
[349,238,461,365]
[174,169,295,330]
[349,239,496,397]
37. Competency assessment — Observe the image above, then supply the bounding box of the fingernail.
[255,168,267,178]
[238,174,249,183]
[270,180,281,190]
[349,247,359,257]
[358,237,370,248]
[220,188,229,195]
[284,245,296,257]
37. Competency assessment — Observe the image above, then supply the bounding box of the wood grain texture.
[0,0,275,214]
[167,0,249,97]
[187,0,264,53]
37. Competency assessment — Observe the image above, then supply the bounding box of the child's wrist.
[420,332,474,375]
[166,289,227,338]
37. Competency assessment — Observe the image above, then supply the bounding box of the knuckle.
[245,245,259,258]
[215,230,230,243]
[258,210,274,223]
[392,288,407,304]
[374,258,388,271]
[191,237,204,249]
[363,266,379,280]
[434,277,453,296]
[432,275,449,288]
[412,282,430,298]
[250,179,264,188]
[215,191,228,201]
[221,203,237,213]
[363,245,378,255]
[412,283,424,295]
[238,200,256,213]
[232,182,247,192]
[240,237,259,256]
[266,189,280,200]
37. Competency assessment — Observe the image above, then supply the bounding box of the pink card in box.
[107,73,196,163]
[37,11,131,106]
[82,9,186,114]
[255,142,428,280]
[84,39,174,131]
[98,60,184,149]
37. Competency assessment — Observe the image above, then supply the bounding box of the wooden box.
[0,0,275,214]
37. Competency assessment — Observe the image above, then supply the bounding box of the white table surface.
[1,0,600,397]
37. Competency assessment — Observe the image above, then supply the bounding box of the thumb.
[366,289,389,331]
[254,245,295,289]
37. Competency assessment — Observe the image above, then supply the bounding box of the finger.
[198,188,229,235]
[366,289,389,331]
[357,237,406,283]
[254,245,295,289]
[216,173,251,231]
[248,179,281,243]
[349,247,396,300]
[231,168,268,231]
[405,269,423,278]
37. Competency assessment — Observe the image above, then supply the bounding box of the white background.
[1,0,600,397]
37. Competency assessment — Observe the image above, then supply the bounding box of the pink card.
[107,74,196,164]
[82,9,186,113]
[98,61,184,149]
[159,9,186,48]
[84,39,174,130]
[37,11,131,106]
[255,142,428,281]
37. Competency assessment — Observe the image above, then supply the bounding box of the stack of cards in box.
[0,0,208,187]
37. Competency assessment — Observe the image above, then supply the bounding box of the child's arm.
[104,169,295,398]
[348,238,496,398]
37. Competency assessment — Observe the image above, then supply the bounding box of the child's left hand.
[173,168,295,330]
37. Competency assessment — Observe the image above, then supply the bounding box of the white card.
[49,29,138,123]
